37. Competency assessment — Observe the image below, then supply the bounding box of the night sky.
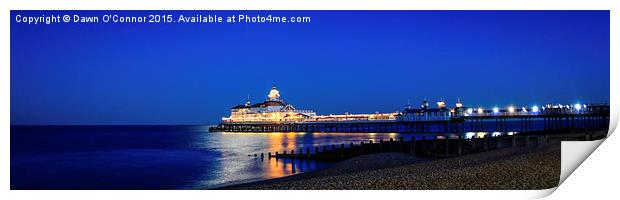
[11,10,610,125]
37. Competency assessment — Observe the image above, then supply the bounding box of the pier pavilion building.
[222,86,316,123]
[397,99,458,122]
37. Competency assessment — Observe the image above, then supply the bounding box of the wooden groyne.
[251,129,607,161]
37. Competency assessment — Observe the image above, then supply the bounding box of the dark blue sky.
[11,10,610,125]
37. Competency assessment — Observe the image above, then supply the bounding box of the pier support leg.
[483,136,489,151]
[525,136,531,148]
[433,136,438,158]
[472,137,477,153]
[411,137,416,156]
[457,136,463,155]
[445,137,450,156]
[496,135,501,149]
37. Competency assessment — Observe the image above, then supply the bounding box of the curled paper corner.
[607,103,618,137]
[531,188,557,199]
[536,139,608,198]
[545,116,617,197]
[552,137,610,193]
[558,140,605,185]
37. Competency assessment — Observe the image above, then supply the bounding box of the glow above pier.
[575,103,582,111]
[532,106,540,113]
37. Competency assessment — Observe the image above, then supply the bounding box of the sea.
[10,125,529,189]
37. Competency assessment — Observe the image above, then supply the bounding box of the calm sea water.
[10,125,520,189]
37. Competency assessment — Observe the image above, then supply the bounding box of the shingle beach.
[223,139,563,190]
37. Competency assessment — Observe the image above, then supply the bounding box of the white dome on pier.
[267,85,281,101]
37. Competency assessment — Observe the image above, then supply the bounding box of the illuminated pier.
[209,86,610,133]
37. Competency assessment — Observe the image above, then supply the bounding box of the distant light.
[437,101,446,108]
[532,106,540,113]
[477,107,484,114]
[465,132,475,139]
[574,103,582,111]
[466,108,473,114]
[583,104,587,108]
[521,107,528,113]
[508,106,515,113]
[492,132,502,137]
[493,107,499,114]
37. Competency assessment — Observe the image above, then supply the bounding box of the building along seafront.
[222,86,317,124]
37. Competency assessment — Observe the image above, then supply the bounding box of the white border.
[1,0,618,199]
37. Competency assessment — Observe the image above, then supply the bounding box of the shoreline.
[217,132,594,190]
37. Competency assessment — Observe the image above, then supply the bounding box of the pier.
[211,85,610,134]
[209,110,609,133]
